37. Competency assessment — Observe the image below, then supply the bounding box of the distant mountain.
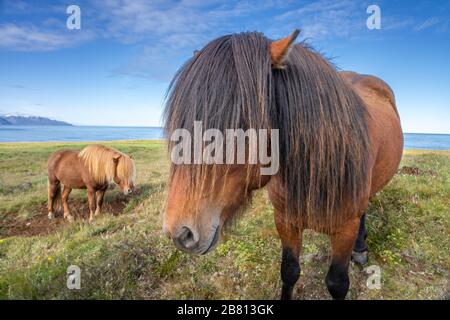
[0,117,10,125]
[0,115,72,126]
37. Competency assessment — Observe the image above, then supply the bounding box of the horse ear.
[270,29,300,69]
[113,153,121,162]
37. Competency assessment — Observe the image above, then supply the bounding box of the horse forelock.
[163,31,371,228]
[163,32,272,210]
[117,154,136,184]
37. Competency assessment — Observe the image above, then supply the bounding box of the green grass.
[0,141,448,299]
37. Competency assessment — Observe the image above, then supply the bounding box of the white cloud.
[92,0,377,80]
[93,0,284,80]
[414,17,441,31]
[273,0,365,39]
[0,23,94,51]
[2,0,448,81]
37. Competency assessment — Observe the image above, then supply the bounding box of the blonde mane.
[78,145,136,185]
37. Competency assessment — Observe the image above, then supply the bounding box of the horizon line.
[1,123,450,135]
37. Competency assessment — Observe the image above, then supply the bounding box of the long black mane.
[164,31,370,225]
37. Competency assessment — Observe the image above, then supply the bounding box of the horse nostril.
[176,226,199,250]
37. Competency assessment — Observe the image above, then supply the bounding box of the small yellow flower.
[47,256,53,262]
[0,239,4,244]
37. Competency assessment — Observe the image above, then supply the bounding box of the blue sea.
[0,126,449,150]
[0,125,164,143]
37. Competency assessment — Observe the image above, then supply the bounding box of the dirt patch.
[0,212,66,238]
[398,166,436,176]
[0,191,137,238]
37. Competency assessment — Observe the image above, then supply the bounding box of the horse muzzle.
[123,188,133,195]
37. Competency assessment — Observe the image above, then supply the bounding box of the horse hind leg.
[61,186,74,222]
[352,212,369,266]
[325,217,360,300]
[47,179,60,219]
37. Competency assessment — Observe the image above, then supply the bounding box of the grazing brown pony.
[163,31,403,299]
[47,145,136,223]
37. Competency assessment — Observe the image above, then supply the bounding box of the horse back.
[340,71,403,196]
[48,149,88,189]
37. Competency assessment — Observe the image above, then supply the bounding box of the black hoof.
[351,250,368,266]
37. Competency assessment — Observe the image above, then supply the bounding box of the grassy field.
[0,140,448,299]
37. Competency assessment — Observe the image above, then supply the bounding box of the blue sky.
[0,0,449,133]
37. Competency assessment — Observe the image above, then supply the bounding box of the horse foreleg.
[94,189,106,217]
[352,211,369,266]
[326,217,360,300]
[62,186,74,222]
[275,212,302,300]
[87,189,96,223]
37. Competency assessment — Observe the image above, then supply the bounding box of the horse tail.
[54,183,62,212]
[48,179,62,213]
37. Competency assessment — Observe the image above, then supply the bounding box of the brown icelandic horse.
[163,30,403,299]
[47,145,136,223]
